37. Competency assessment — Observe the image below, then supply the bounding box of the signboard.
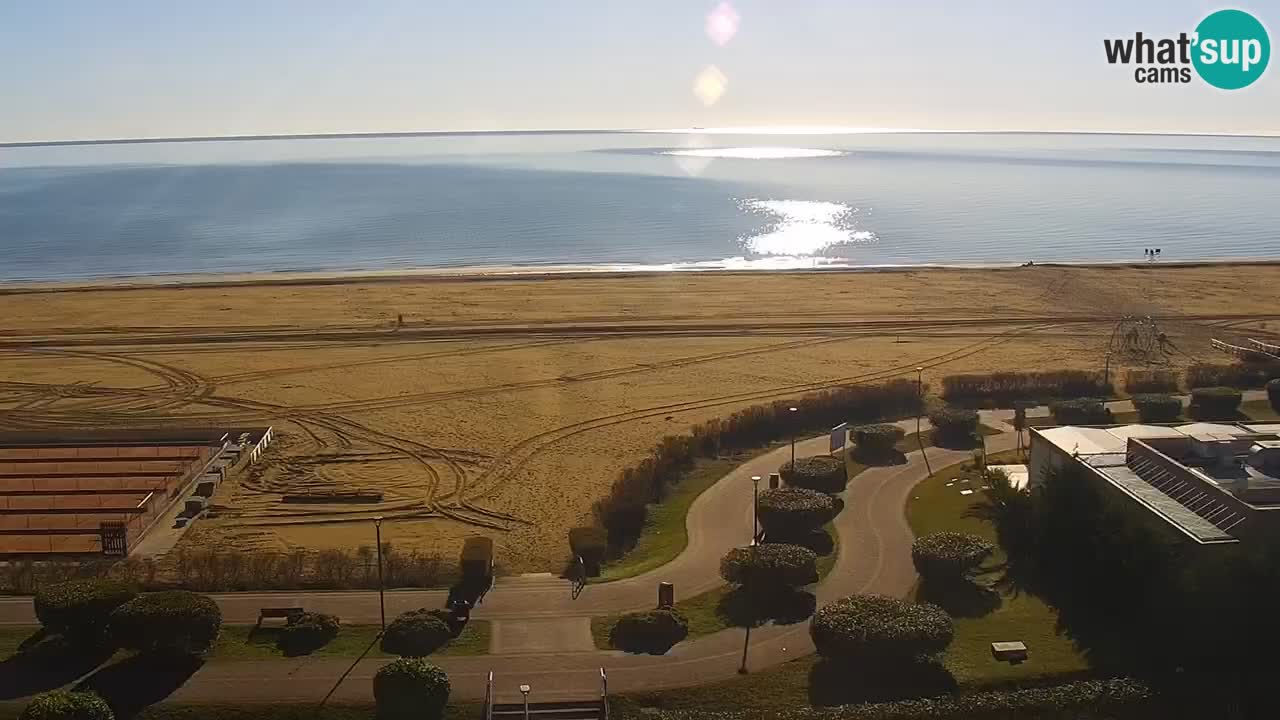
[829,423,849,453]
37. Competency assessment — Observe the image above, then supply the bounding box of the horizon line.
[2,126,1278,149]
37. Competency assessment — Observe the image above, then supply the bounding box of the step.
[492,701,602,720]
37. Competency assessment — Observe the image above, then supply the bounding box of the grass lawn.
[594,445,781,583]
[0,704,483,720]
[1242,399,1280,421]
[212,620,489,660]
[906,450,1091,685]
[611,655,819,717]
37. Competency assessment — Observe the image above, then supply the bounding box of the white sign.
[829,423,849,454]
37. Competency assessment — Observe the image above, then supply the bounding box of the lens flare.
[693,65,727,106]
[705,2,740,46]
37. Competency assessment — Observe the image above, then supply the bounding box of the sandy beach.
[1,263,1277,571]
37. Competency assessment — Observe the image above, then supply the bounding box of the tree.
[779,455,846,493]
[373,658,450,720]
[567,526,608,575]
[720,543,818,589]
[278,612,340,655]
[19,691,113,720]
[34,579,136,638]
[381,609,453,657]
[608,609,689,654]
[911,532,994,581]
[852,424,904,459]
[927,407,979,445]
[810,594,953,663]
[1268,378,1280,413]
[108,591,221,656]
[756,487,837,538]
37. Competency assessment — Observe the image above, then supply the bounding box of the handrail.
[599,667,609,720]
[484,670,494,720]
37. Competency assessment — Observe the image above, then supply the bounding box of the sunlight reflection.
[664,147,844,159]
[693,65,727,106]
[738,199,877,257]
[706,2,741,46]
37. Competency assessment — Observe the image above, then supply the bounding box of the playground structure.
[1107,315,1175,365]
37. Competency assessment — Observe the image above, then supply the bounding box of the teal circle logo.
[1192,9,1270,89]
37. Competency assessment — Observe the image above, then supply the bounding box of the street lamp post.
[916,367,932,477]
[374,516,386,632]
[750,475,762,542]
[519,684,531,720]
[1103,351,1112,387]
[788,406,798,466]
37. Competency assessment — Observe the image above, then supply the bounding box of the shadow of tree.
[933,432,984,451]
[808,657,957,706]
[850,448,907,467]
[717,587,816,628]
[0,630,116,701]
[77,653,204,719]
[918,578,1003,618]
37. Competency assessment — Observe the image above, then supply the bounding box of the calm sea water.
[1,132,1278,282]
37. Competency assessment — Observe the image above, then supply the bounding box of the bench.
[255,606,304,631]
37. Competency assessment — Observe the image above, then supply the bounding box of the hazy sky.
[1,0,1276,142]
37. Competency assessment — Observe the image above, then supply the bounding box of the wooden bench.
[254,606,304,631]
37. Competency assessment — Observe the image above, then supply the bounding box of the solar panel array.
[1127,453,1247,535]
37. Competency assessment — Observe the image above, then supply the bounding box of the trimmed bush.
[851,424,904,457]
[34,579,136,636]
[108,590,221,656]
[278,611,340,655]
[810,594,953,662]
[608,609,689,654]
[381,609,453,657]
[927,407,978,443]
[1189,386,1243,420]
[911,532,994,581]
[757,487,837,538]
[1124,368,1179,394]
[459,536,493,585]
[373,658,450,720]
[1186,362,1280,389]
[720,543,818,589]
[1132,393,1182,423]
[1048,398,1111,425]
[567,526,608,574]
[941,370,1112,405]
[18,691,113,720]
[779,455,846,494]
[1268,378,1280,413]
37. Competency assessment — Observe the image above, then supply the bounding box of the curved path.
[0,426,1015,705]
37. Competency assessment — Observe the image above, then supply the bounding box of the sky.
[0,0,1276,142]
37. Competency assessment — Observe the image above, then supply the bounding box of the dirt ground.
[1,264,1277,572]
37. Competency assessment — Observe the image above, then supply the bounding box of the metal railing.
[484,670,494,720]
[599,667,609,720]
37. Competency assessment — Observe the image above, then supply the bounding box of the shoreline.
[2,256,1279,295]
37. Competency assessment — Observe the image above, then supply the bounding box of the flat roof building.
[1029,422,1280,546]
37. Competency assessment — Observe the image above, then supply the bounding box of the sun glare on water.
[663,147,845,159]
[738,199,876,258]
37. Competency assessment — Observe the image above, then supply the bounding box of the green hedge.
[1124,368,1179,394]
[644,678,1154,720]
[720,543,818,589]
[757,487,837,538]
[1189,386,1243,420]
[18,691,113,720]
[852,424,905,456]
[1268,378,1280,413]
[568,526,608,574]
[1132,394,1182,423]
[608,608,689,654]
[278,611,340,655]
[911,532,994,581]
[927,407,979,442]
[941,370,1112,405]
[780,455,847,494]
[381,609,453,657]
[373,658,450,720]
[810,594,953,662]
[1048,398,1111,425]
[1186,362,1280,389]
[108,590,221,656]
[34,579,136,636]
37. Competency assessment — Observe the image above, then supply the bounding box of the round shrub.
[1268,378,1280,413]
[779,455,846,493]
[757,487,837,538]
[720,542,818,589]
[19,691,113,720]
[608,609,689,654]
[1048,398,1111,425]
[381,609,452,657]
[911,532,994,581]
[373,658,450,720]
[108,590,221,656]
[1132,393,1182,423]
[568,526,608,575]
[852,424,904,457]
[927,407,979,442]
[810,594,954,662]
[1190,386,1243,420]
[278,612,340,655]
[34,579,136,636]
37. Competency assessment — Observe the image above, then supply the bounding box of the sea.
[1,131,1278,282]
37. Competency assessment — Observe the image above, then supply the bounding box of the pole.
[1104,352,1111,387]
[520,685,531,720]
[788,407,798,466]
[916,368,932,476]
[374,517,386,631]
[750,476,761,542]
